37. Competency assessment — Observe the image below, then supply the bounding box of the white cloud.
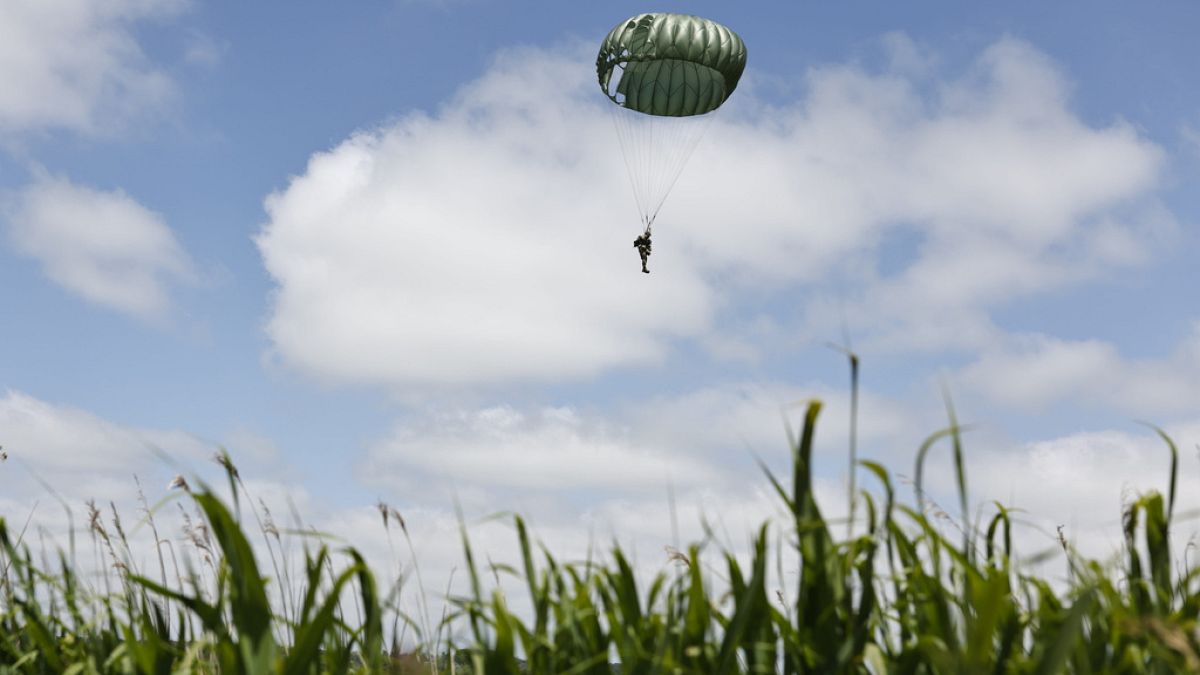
[356,379,937,522]
[957,424,1200,577]
[5,173,197,319]
[0,390,209,472]
[776,38,1169,354]
[360,404,724,497]
[258,36,1165,387]
[257,46,712,387]
[678,39,1161,277]
[0,391,292,535]
[0,0,182,138]
[223,428,282,464]
[622,380,932,469]
[956,323,1200,417]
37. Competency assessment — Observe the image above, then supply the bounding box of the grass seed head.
[259,498,280,538]
[86,500,108,541]
[664,545,689,567]
[377,500,407,535]
[213,450,240,481]
[109,502,128,546]
[377,500,389,529]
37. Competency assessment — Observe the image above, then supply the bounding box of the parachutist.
[633,232,652,273]
[599,13,744,276]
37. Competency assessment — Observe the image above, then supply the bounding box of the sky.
[2,0,1200,616]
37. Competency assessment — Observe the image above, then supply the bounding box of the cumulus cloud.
[257,46,712,386]
[955,323,1200,417]
[356,379,937,518]
[258,36,1166,388]
[677,41,1161,280]
[956,424,1200,577]
[5,173,197,319]
[768,38,1169,353]
[621,380,933,467]
[0,0,182,138]
[360,404,724,497]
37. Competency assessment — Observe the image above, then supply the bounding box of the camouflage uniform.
[633,233,652,273]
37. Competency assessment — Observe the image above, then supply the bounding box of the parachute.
[596,13,747,241]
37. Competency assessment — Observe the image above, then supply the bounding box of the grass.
[2,366,1199,672]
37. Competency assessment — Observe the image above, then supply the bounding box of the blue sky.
[2,0,1200,595]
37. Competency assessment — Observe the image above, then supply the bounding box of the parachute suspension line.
[643,111,714,228]
[609,103,649,225]
[609,104,715,233]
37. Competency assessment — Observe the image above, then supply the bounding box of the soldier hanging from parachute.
[633,230,652,273]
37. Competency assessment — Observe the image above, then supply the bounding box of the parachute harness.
[633,225,653,274]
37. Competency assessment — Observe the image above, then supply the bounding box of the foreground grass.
[2,399,1199,672]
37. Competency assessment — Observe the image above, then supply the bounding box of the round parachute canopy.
[596,13,747,117]
[596,13,747,233]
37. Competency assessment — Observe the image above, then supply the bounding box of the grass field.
[2,370,1198,673]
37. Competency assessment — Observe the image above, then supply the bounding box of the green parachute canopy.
[596,13,747,117]
[596,13,747,236]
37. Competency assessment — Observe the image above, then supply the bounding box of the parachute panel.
[614,59,728,119]
[596,13,746,118]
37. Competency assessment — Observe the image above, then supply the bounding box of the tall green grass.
[1,384,1198,672]
[450,399,1199,673]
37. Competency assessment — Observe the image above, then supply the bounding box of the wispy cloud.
[4,173,198,320]
[360,404,723,497]
[0,389,209,485]
[0,0,184,139]
[954,322,1200,417]
[1182,123,1200,157]
[183,29,227,68]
